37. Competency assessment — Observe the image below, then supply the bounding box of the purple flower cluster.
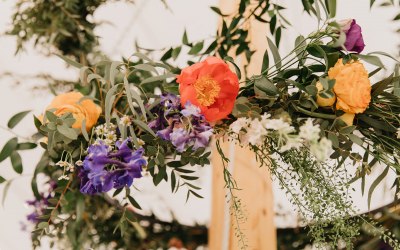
[148,94,213,152]
[79,139,146,195]
[26,181,56,223]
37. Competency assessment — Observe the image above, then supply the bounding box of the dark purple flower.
[79,139,146,195]
[339,19,365,53]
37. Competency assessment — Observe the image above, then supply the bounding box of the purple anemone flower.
[339,19,365,53]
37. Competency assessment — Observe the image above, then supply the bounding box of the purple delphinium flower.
[181,101,201,117]
[111,140,146,189]
[79,139,146,195]
[338,19,365,53]
[26,181,56,224]
[170,128,191,152]
[149,94,213,152]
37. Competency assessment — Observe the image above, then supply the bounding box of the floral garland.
[2,1,400,249]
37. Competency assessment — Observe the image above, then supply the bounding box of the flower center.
[194,76,220,106]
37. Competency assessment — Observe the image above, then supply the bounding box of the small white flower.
[397,128,400,139]
[55,161,69,168]
[58,175,70,181]
[120,115,132,127]
[104,131,117,143]
[75,160,83,166]
[66,163,75,172]
[137,139,145,147]
[310,137,332,162]
[264,118,295,135]
[247,119,268,146]
[230,117,250,134]
[104,139,115,146]
[299,119,321,142]
[280,136,303,152]
[94,124,105,136]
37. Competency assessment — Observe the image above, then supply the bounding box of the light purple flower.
[339,19,365,53]
[181,101,201,117]
[170,128,191,152]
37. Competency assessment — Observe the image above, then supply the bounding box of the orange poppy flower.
[176,57,239,122]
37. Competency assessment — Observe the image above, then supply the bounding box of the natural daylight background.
[0,0,399,249]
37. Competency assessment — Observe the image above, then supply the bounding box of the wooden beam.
[209,1,277,249]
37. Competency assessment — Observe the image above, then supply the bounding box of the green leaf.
[7,110,31,129]
[56,54,83,68]
[37,222,49,230]
[261,49,269,74]
[132,119,156,137]
[327,0,336,18]
[348,134,364,146]
[307,44,328,68]
[305,85,318,96]
[210,6,228,16]
[57,125,78,140]
[2,180,12,206]
[133,64,157,74]
[0,176,5,184]
[224,56,242,80]
[267,37,282,70]
[180,175,199,181]
[340,126,356,134]
[254,77,278,96]
[109,61,122,86]
[368,166,389,210]
[104,83,121,125]
[129,88,147,122]
[171,171,176,193]
[17,142,37,150]
[45,111,58,122]
[131,52,153,63]
[182,30,189,45]
[172,46,182,60]
[10,152,23,174]
[327,133,339,148]
[394,13,400,20]
[275,27,282,47]
[370,0,376,7]
[188,41,204,55]
[369,51,400,63]
[81,119,89,141]
[32,153,49,199]
[0,137,18,162]
[140,73,175,85]
[314,0,321,24]
[128,195,142,210]
[357,54,385,68]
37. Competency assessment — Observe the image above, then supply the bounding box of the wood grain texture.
[209,1,277,249]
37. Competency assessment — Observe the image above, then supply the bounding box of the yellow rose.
[328,59,371,114]
[46,92,101,131]
[339,113,355,126]
[316,81,336,107]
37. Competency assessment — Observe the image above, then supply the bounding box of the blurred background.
[0,0,399,249]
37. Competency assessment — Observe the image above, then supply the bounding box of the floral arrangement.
[2,0,400,249]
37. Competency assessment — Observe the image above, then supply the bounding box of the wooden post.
[209,1,277,249]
